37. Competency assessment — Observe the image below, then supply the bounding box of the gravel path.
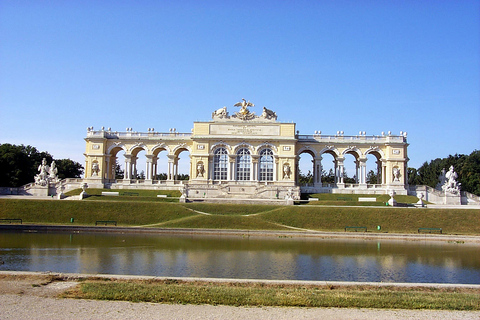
[2,294,480,320]
[1,274,479,320]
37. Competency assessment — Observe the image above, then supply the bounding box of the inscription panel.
[210,124,280,136]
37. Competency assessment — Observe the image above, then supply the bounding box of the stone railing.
[297,134,406,144]
[86,130,192,140]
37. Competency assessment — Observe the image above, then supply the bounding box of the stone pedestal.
[444,193,461,205]
[28,186,49,197]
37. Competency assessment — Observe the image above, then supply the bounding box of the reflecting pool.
[1,231,479,284]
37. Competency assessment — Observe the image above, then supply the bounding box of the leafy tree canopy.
[0,143,84,187]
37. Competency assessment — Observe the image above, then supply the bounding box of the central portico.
[188,100,298,199]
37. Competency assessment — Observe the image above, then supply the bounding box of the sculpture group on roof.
[212,99,277,121]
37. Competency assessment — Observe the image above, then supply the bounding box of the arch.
[341,147,362,158]
[210,142,231,154]
[256,142,278,154]
[365,146,385,159]
[319,147,340,158]
[107,143,127,155]
[232,142,254,154]
[172,143,192,157]
[151,143,170,156]
[129,143,148,154]
[296,146,316,158]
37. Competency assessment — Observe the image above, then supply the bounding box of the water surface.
[1,231,479,284]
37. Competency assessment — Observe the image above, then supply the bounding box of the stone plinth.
[444,193,461,205]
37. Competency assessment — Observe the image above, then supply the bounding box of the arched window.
[236,148,251,181]
[213,147,228,180]
[259,148,274,181]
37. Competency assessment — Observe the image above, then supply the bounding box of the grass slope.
[1,199,479,234]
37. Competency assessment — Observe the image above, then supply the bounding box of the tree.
[321,169,335,183]
[366,170,379,184]
[55,159,84,180]
[115,164,124,179]
[0,143,83,187]
[298,170,313,184]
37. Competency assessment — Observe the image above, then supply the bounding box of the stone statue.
[196,162,205,178]
[261,107,277,120]
[91,162,100,177]
[212,106,228,119]
[392,167,400,182]
[49,161,58,181]
[34,158,50,186]
[437,168,447,189]
[442,166,461,194]
[283,163,291,179]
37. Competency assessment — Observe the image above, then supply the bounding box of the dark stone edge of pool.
[1,224,480,243]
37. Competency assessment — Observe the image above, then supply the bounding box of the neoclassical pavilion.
[84,100,409,199]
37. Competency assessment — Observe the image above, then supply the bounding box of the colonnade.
[300,155,384,186]
[105,153,184,181]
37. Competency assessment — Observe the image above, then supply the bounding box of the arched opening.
[131,147,147,180]
[366,151,382,185]
[108,147,126,180]
[343,151,360,184]
[175,148,191,181]
[297,150,315,185]
[320,151,336,186]
[152,148,168,181]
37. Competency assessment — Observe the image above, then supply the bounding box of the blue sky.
[1,1,479,176]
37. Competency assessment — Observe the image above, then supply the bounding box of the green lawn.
[1,197,479,234]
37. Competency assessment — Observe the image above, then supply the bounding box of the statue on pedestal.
[442,166,461,194]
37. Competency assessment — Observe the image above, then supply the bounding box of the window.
[236,148,251,180]
[259,149,274,181]
[213,147,228,180]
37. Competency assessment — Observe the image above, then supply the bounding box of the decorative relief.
[92,144,100,150]
[392,149,400,155]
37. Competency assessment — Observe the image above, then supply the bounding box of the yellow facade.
[84,103,409,197]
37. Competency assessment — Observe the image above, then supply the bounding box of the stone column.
[336,157,345,186]
[167,155,175,181]
[229,155,236,181]
[359,158,367,186]
[251,155,259,181]
[152,156,158,180]
[381,160,387,185]
[124,155,132,180]
[145,155,153,180]
[131,156,138,179]
[314,156,322,186]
